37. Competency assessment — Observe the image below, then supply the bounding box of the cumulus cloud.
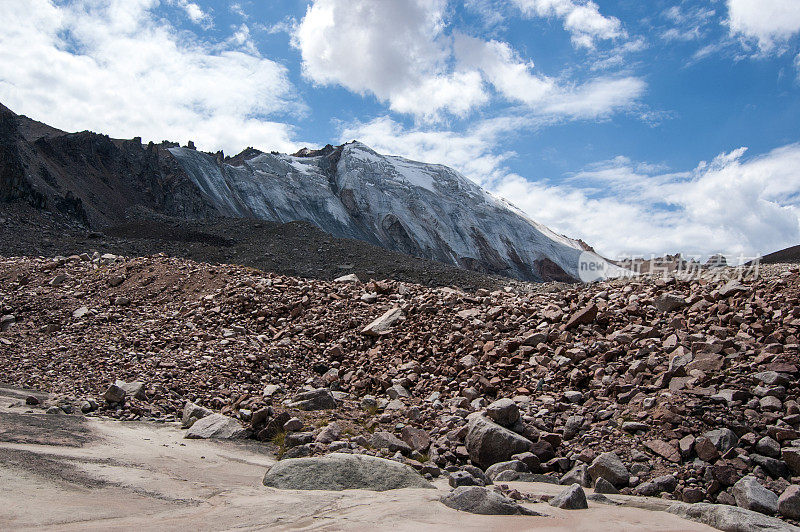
[512,0,626,49]
[727,0,800,51]
[344,117,800,260]
[0,0,302,154]
[293,0,485,120]
[295,0,645,121]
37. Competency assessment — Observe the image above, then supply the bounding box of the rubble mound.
[1,253,800,525]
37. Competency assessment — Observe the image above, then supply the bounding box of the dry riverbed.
[0,385,721,531]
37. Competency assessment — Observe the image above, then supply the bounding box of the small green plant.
[271,431,287,458]
[364,405,379,416]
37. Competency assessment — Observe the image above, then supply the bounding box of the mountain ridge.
[0,103,618,282]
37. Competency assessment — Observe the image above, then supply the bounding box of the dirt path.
[0,386,716,531]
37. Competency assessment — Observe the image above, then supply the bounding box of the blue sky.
[2,0,800,260]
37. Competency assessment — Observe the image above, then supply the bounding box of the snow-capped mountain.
[1,100,617,283]
[168,141,608,282]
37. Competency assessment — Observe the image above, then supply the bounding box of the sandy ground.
[0,386,716,531]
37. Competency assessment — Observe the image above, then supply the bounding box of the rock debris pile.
[2,253,800,524]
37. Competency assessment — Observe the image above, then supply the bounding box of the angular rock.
[185,413,247,439]
[587,452,629,488]
[463,465,491,486]
[732,476,778,515]
[719,280,749,297]
[361,307,404,336]
[288,388,336,411]
[704,428,738,454]
[654,293,686,313]
[441,486,537,515]
[783,447,800,476]
[633,475,678,497]
[400,426,431,452]
[779,485,800,520]
[550,483,588,510]
[644,439,681,463]
[563,304,598,330]
[560,463,591,487]
[283,417,303,432]
[464,415,533,468]
[484,398,519,428]
[114,380,146,401]
[667,502,799,532]
[593,477,619,494]
[621,421,649,433]
[262,453,433,491]
[262,384,283,397]
[102,384,126,403]
[182,401,213,429]
[371,431,412,455]
[485,460,528,481]
[449,470,483,488]
[315,422,342,444]
[695,436,720,462]
[333,274,360,283]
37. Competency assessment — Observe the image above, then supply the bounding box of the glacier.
[168,141,617,282]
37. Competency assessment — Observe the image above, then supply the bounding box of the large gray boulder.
[668,502,798,532]
[550,483,588,510]
[115,380,147,401]
[185,413,247,439]
[587,452,629,488]
[262,453,433,491]
[732,476,778,515]
[464,414,533,468]
[484,399,519,428]
[441,486,538,515]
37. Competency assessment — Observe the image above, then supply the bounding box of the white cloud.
[0,0,302,154]
[464,0,507,29]
[540,76,646,119]
[727,0,800,51]
[230,2,248,20]
[169,0,213,28]
[513,0,626,49]
[501,144,800,260]
[660,5,716,42]
[295,0,644,122]
[455,35,646,118]
[293,0,485,120]
[454,36,554,105]
[343,116,800,260]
